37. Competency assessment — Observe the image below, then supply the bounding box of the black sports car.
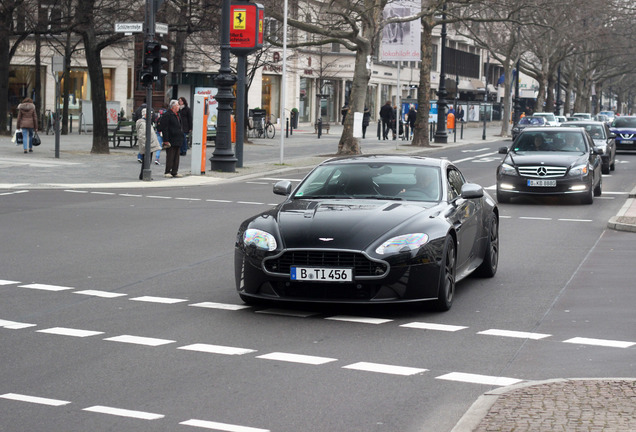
[234,155,499,311]
[496,127,603,204]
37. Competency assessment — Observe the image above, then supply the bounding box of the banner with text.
[379,0,421,62]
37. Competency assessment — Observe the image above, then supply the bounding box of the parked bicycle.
[247,114,276,139]
[44,110,57,135]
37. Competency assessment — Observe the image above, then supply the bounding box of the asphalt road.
[1,141,635,432]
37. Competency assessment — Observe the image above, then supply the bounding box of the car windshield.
[514,131,587,153]
[535,113,555,121]
[519,117,546,126]
[561,123,606,139]
[611,117,636,128]
[293,163,442,202]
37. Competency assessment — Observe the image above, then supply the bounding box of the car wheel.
[610,155,616,171]
[434,237,456,312]
[496,189,511,204]
[475,215,498,278]
[580,185,593,204]
[594,176,602,197]
[602,161,610,175]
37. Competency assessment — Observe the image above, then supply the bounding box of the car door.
[445,167,481,273]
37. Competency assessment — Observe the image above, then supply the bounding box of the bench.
[110,121,137,148]
[314,122,330,134]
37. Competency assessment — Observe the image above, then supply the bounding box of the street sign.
[115,22,143,33]
[156,23,169,35]
[229,2,264,54]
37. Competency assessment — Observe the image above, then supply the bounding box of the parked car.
[609,116,636,151]
[599,110,616,122]
[560,120,616,174]
[532,112,559,126]
[511,116,547,140]
[496,127,603,204]
[555,115,568,125]
[235,155,499,311]
[594,114,610,124]
[572,112,592,120]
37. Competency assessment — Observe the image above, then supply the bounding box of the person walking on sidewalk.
[135,108,161,180]
[16,98,38,154]
[178,97,192,156]
[380,101,393,140]
[158,100,184,178]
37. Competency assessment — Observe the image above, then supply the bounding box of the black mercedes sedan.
[496,127,603,204]
[235,155,499,311]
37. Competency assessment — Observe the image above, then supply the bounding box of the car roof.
[561,120,606,126]
[321,154,448,168]
[519,126,587,134]
[533,113,555,116]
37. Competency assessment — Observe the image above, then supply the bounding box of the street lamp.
[209,0,237,172]
[434,4,448,144]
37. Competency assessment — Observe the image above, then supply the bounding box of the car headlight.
[243,229,277,251]
[568,164,588,176]
[375,233,429,255]
[499,163,517,176]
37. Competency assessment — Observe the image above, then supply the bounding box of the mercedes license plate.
[291,267,353,282]
[527,179,556,187]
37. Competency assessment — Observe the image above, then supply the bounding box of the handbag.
[15,130,23,144]
[32,132,41,146]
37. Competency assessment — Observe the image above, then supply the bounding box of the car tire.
[581,186,594,204]
[610,156,616,171]
[434,237,456,312]
[602,162,610,175]
[496,189,511,204]
[594,176,602,197]
[475,215,499,278]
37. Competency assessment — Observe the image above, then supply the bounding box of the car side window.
[447,168,465,200]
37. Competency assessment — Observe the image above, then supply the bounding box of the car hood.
[610,127,636,135]
[506,151,588,167]
[276,199,437,250]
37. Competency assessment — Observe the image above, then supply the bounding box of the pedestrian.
[379,101,393,140]
[16,97,38,154]
[133,100,147,163]
[457,106,464,123]
[341,103,349,124]
[135,108,162,180]
[362,106,370,138]
[158,99,184,178]
[407,105,417,138]
[178,97,192,156]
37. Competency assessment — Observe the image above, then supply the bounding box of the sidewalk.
[2,122,636,431]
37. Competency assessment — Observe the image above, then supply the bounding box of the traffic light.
[143,40,168,82]
[140,68,154,87]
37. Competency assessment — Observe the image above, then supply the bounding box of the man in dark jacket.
[379,101,393,140]
[158,100,184,178]
[178,97,192,156]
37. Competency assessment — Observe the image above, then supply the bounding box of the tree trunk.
[411,17,433,147]
[500,60,513,137]
[0,6,13,135]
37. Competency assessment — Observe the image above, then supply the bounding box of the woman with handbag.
[16,98,38,154]
[135,108,162,180]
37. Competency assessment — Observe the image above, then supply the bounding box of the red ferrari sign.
[230,2,264,54]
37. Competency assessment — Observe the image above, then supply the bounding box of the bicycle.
[44,110,57,135]
[247,115,275,139]
[264,115,275,139]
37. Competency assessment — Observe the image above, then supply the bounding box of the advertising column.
[191,94,209,175]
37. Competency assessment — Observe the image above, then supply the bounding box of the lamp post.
[209,0,237,172]
[482,51,489,140]
[434,4,448,144]
[554,65,562,116]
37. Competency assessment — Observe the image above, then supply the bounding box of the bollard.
[461,121,464,139]
[454,120,456,143]
[377,120,381,139]
[286,118,289,138]
[317,117,322,139]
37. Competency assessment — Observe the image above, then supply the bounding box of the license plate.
[527,179,556,187]
[291,267,353,282]
[621,140,633,144]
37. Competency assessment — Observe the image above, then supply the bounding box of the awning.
[469,79,486,91]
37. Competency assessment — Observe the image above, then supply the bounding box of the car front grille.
[618,133,634,139]
[518,165,568,178]
[263,250,388,278]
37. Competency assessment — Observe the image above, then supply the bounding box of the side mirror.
[498,146,509,154]
[592,147,604,155]
[273,180,292,196]
[460,183,484,199]
[609,132,616,139]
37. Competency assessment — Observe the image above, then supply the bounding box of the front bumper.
[497,174,591,196]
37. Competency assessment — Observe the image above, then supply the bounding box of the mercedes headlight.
[244,229,277,251]
[568,164,588,176]
[376,233,429,255]
[499,163,517,176]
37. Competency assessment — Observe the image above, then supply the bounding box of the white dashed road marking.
[20,283,73,291]
[0,280,19,285]
[436,372,522,386]
[325,316,393,324]
[256,352,337,365]
[343,362,427,376]
[37,327,104,338]
[178,344,256,356]
[400,322,468,332]
[563,337,635,348]
[83,405,164,420]
[0,393,70,406]
[477,329,551,340]
[104,335,176,347]
[0,319,36,329]
[189,302,251,311]
[73,290,127,298]
[130,296,188,304]
[180,419,270,432]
